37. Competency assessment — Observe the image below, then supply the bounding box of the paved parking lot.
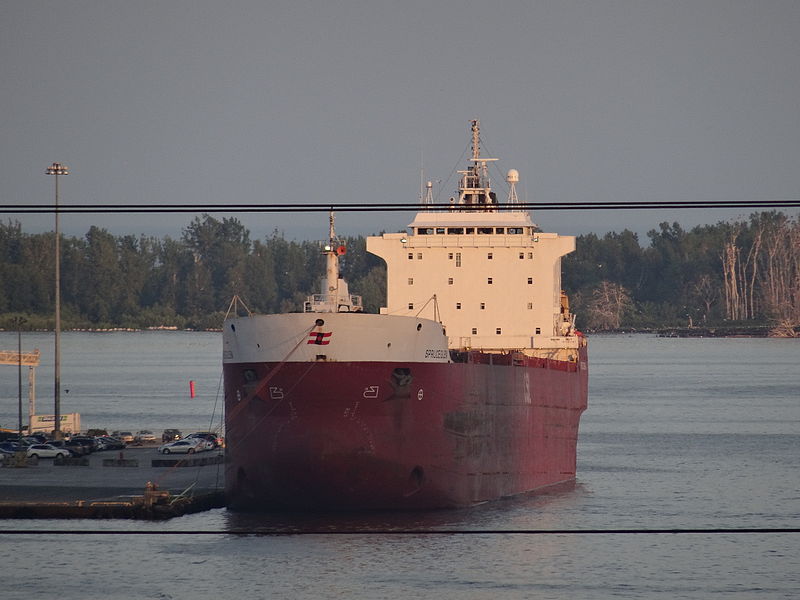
[0,446,225,503]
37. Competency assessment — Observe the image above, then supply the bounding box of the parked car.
[63,439,89,455]
[0,441,23,453]
[70,436,99,453]
[44,439,83,457]
[97,436,125,450]
[134,430,157,444]
[112,431,135,444]
[157,438,204,455]
[185,432,222,449]
[27,443,70,459]
[162,429,182,442]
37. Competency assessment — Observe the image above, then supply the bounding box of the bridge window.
[436,228,445,234]
[448,227,464,234]
[465,227,475,234]
[496,228,504,234]
[477,227,493,234]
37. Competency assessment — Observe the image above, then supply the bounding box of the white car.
[157,439,205,455]
[26,444,70,459]
[134,430,157,443]
[113,431,135,443]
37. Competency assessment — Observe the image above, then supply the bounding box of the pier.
[0,446,225,520]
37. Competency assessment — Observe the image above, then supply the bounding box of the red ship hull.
[224,346,588,510]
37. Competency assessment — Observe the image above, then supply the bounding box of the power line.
[0,527,798,536]
[2,199,799,214]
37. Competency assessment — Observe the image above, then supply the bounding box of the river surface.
[0,332,798,599]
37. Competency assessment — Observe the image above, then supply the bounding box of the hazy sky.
[2,0,798,243]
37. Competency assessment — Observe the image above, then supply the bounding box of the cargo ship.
[223,120,588,510]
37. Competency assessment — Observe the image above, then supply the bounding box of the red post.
[189,380,196,398]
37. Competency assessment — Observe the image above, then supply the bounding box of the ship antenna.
[471,118,481,162]
[423,180,434,205]
[507,169,520,208]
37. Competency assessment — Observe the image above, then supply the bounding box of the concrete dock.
[0,446,225,519]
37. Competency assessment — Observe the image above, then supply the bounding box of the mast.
[325,211,339,297]
[456,119,498,211]
[304,211,363,313]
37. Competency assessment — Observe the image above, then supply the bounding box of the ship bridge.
[366,120,576,353]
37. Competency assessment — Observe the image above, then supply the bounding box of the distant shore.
[586,325,799,338]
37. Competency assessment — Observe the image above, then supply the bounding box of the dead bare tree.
[587,281,631,330]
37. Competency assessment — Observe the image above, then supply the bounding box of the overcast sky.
[2,0,798,244]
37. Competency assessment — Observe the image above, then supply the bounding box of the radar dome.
[506,169,519,183]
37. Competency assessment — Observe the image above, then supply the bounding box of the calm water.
[0,332,798,599]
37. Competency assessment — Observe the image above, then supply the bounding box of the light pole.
[46,162,68,439]
[12,316,27,438]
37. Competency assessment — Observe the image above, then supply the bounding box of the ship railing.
[406,235,537,248]
[304,294,363,313]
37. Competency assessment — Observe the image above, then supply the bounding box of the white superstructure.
[367,119,577,353]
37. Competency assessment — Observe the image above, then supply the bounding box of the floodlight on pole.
[12,316,27,438]
[46,162,68,438]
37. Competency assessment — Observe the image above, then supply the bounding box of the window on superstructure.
[408,278,414,285]
[448,227,463,234]
[527,303,533,310]
[455,253,461,267]
[465,227,475,234]
[487,277,493,284]
[528,252,533,259]
[508,228,523,234]
[472,328,478,335]
[496,228,504,234]
[496,328,502,335]
[417,253,422,259]
[448,253,453,260]
[527,278,533,284]
[436,228,445,234]
[408,303,414,310]
[519,252,524,259]
[480,302,485,310]
[487,252,493,260]
[408,253,413,260]
[535,327,541,334]
[456,303,461,310]
[478,227,492,234]
[448,277,453,285]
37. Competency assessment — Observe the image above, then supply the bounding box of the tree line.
[0,215,385,330]
[0,211,797,335]
[563,211,799,335]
